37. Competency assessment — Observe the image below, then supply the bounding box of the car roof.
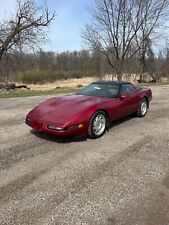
[92,81,132,86]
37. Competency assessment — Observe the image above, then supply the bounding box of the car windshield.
[77,83,119,98]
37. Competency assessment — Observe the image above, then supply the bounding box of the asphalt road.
[0,86,169,225]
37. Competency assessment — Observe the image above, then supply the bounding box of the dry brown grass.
[27,77,99,90]
[26,75,116,91]
[18,74,165,91]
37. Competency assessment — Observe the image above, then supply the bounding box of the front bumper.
[25,116,88,137]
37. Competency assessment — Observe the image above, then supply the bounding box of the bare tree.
[135,0,169,82]
[0,0,55,62]
[82,0,169,80]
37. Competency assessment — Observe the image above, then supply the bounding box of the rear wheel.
[88,111,107,139]
[136,98,148,117]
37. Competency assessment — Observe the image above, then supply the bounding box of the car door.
[118,84,139,116]
[104,84,126,121]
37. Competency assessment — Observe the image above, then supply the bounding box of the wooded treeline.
[0,48,169,84]
[1,0,169,84]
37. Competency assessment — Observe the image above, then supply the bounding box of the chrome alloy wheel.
[140,100,147,116]
[92,114,106,136]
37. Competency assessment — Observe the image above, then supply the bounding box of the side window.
[120,84,134,95]
[107,85,119,98]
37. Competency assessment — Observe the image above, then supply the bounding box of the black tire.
[136,98,148,117]
[88,110,107,139]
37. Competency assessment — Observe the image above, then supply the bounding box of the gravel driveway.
[0,86,169,225]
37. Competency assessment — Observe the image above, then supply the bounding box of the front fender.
[68,105,104,126]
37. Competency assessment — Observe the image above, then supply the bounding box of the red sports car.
[25,82,152,138]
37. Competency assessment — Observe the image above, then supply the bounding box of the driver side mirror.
[119,93,129,100]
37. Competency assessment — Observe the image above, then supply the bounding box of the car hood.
[28,95,107,124]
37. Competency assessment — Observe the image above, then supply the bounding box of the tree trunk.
[117,72,122,81]
[139,52,147,82]
[116,60,123,81]
[0,82,30,90]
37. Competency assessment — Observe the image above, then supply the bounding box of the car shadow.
[30,130,87,144]
[108,114,136,130]
[30,114,136,143]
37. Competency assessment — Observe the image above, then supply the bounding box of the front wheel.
[88,111,107,139]
[136,98,148,117]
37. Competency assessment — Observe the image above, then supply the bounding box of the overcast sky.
[0,0,94,53]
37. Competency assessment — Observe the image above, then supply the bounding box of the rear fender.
[139,89,152,103]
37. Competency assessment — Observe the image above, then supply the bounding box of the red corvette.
[25,82,152,138]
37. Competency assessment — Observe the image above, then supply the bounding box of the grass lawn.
[138,82,169,87]
[0,87,80,99]
[0,82,169,99]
